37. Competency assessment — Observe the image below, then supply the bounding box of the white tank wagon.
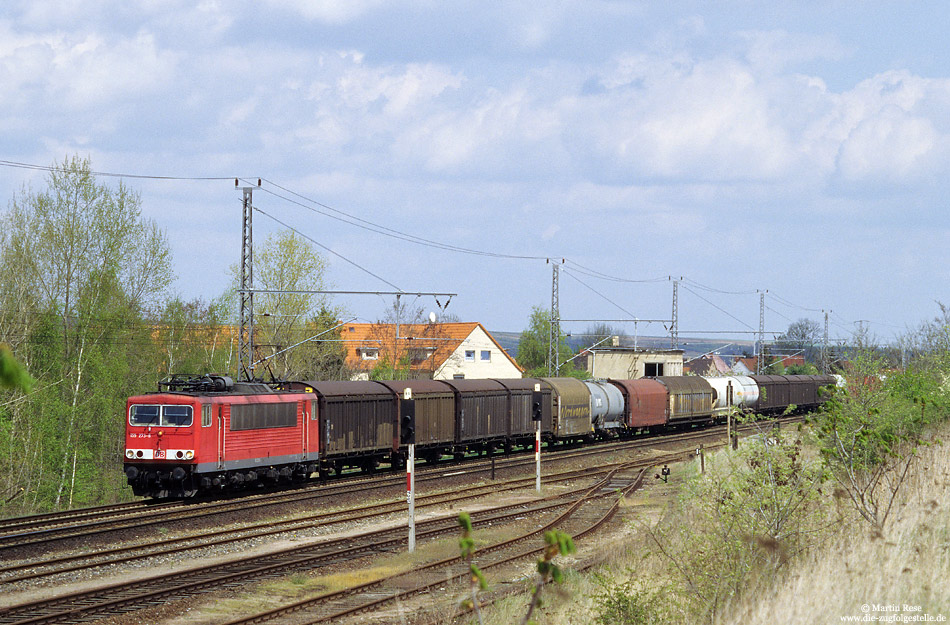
[703,375,759,420]
[583,379,625,434]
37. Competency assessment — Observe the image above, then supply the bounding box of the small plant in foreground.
[458,512,488,623]
[519,530,576,625]
[456,513,577,625]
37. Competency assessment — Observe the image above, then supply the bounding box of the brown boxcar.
[540,377,593,439]
[653,376,714,423]
[785,374,837,410]
[492,378,552,441]
[439,379,509,446]
[375,380,455,449]
[750,375,790,414]
[293,381,396,460]
[784,375,813,410]
[608,378,668,428]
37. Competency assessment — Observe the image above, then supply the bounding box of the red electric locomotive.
[124,375,319,498]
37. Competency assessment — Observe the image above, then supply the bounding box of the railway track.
[0,418,761,557]
[0,449,688,625]
[217,464,653,625]
[0,458,628,585]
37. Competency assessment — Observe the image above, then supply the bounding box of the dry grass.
[471,425,950,625]
[724,429,950,624]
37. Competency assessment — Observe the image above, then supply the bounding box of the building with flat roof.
[574,345,684,379]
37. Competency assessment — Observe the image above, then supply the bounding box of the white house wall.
[434,326,522,379]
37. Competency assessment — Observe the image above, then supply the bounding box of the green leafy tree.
[774,318,822,364]
[230,230,347,381]
[152,297,235,377]
[812,350,935,530]
[0,155,171,512]
[516,306,583,378]
[0,344,33,392]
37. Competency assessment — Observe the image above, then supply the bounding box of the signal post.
[401,389,416,552]
[532,384,543,492]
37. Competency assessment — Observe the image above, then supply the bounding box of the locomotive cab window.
[162,405,193,426]
[129,405,194,427]
[129,405,160,426]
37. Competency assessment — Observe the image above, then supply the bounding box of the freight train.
[123,373,836,498]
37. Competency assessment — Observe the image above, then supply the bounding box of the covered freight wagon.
[653,376,714,423]
[493,378,552,444]
[293,380,396,472]
[749,375,790,414]
[609,378,668,429]
[783,374,837,411]
[440,379,509,452]
[376,380,455,460]
[540,377,593,439]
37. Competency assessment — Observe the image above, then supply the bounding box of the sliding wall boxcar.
[540,377,593,438]
[750,375,790,414]
[493,378,552,441]
[293,381,396,458]
[784,374,838,410]
[440,378,509,445]
[376,380,455,449]
[607,378,668,429]
[653,376,715,423]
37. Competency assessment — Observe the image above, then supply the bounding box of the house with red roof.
[340,322,523,380]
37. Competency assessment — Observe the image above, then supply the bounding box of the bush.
[589,572,673,625]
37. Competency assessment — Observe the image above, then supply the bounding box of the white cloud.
[0,25,179,110]
[263,0,389,23]
[836,107,937,182]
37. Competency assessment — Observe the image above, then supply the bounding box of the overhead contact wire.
[250,203,403,292]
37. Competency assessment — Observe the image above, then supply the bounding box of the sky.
[2,1,949,348]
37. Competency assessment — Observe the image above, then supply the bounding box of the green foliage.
[370,353,412,381]
[589,572,674,625]
[785,363,818,375]
[0,344,34,392]
[229,230,347,381]
[516,306,583,378]
[457,511,488,620]
[152,297,235,377]
[519,529,577,625]
[647,431,832,621]
[812,349,946,529]
[0,156,171,514]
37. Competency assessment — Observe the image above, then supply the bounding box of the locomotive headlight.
[126,450,134,459]
[185,451,194,460]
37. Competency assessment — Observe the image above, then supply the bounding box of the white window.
[453,373,465,379]
[480,350,491,361]
[361,348,379,360]
[464,350,475,362]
